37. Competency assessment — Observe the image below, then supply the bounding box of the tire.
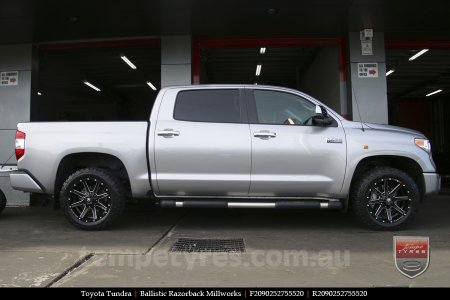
[0,189,6,214]
[352,167,420,230]
[60,168,126,230]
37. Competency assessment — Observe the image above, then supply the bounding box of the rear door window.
[174,89,241,123]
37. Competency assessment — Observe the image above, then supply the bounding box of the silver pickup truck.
[11,85,440,230]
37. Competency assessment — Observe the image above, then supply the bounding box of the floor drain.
[170,238,246,253]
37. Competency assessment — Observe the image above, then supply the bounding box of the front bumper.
[10,171,44,193]
[422,173,441,195]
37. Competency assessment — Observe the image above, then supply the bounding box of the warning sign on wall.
[361,40,373,56]
[1,71,19,86]
[358,63,378,78]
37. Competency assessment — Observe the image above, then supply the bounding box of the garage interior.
[34,41,344,120]
[199,43,343,114]
[386,46,450,176]
[201,47,321,88]
[33,40,161,121]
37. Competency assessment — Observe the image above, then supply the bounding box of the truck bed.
[14,122,151,197]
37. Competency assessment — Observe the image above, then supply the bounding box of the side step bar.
[159,199,343,210]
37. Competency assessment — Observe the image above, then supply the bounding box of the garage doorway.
[192,37,347,117]
[33,39,161,121]
[385,40,450,179]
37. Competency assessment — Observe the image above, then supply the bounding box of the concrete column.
[298,48,341,114]
[0,44,32,206]
[161,35,192,88]
[348,32,388,124]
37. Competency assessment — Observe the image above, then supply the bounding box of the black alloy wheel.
[352,167,420,230]
[60,168,125,230]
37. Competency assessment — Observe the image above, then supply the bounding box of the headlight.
[415,138,431,154]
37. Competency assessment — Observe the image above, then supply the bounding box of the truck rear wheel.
[0,189,6,214]
[60,168,126,230]
[352,167,420,230]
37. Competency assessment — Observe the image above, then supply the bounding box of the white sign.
[361,40,373,56]
[1,71,19,86]
[360,29,374,40]
[358,63,378,78]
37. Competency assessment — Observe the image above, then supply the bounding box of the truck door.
[153,88,251,197]
[246,88,347,197]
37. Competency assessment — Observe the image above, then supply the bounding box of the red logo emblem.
[394,236,429,278]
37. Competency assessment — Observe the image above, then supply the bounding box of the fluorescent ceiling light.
[37,92,42,96]
[146,81,157,91]
[409,49,429,61]
[256,64,262,76]
[260,47,266,54]
[386,69,395,76]
[426,89,442,97]
[83,81,101,92]
[120,55,137,69]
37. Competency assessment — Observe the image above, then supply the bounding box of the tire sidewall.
[353,167,420,230]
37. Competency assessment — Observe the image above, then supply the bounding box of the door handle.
[157,129,180,137]
[253,131,276,139]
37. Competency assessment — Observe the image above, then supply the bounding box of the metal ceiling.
[39,45,160,94]
[37,44,450,112]
[36,44,160,121]
[201,47,320,88]
[2,0,450,44]
[386,49,450,99]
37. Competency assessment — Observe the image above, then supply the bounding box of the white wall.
[298,48,341,113]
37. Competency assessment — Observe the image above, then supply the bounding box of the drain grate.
[169,238,246,253]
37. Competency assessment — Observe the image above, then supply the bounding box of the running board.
[159,199,343,210]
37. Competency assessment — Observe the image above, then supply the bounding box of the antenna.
[351,85,365,132]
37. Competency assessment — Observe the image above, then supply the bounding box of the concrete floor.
[0,194,449,287]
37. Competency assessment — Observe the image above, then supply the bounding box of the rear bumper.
[10,171,44,193]
[422,173,441,195]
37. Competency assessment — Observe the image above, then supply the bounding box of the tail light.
[15,130,26,160]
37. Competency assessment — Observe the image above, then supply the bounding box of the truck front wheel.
[352,167,420,230]
[60,168,126,230]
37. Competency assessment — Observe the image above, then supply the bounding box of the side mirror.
[312,105,333,126]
